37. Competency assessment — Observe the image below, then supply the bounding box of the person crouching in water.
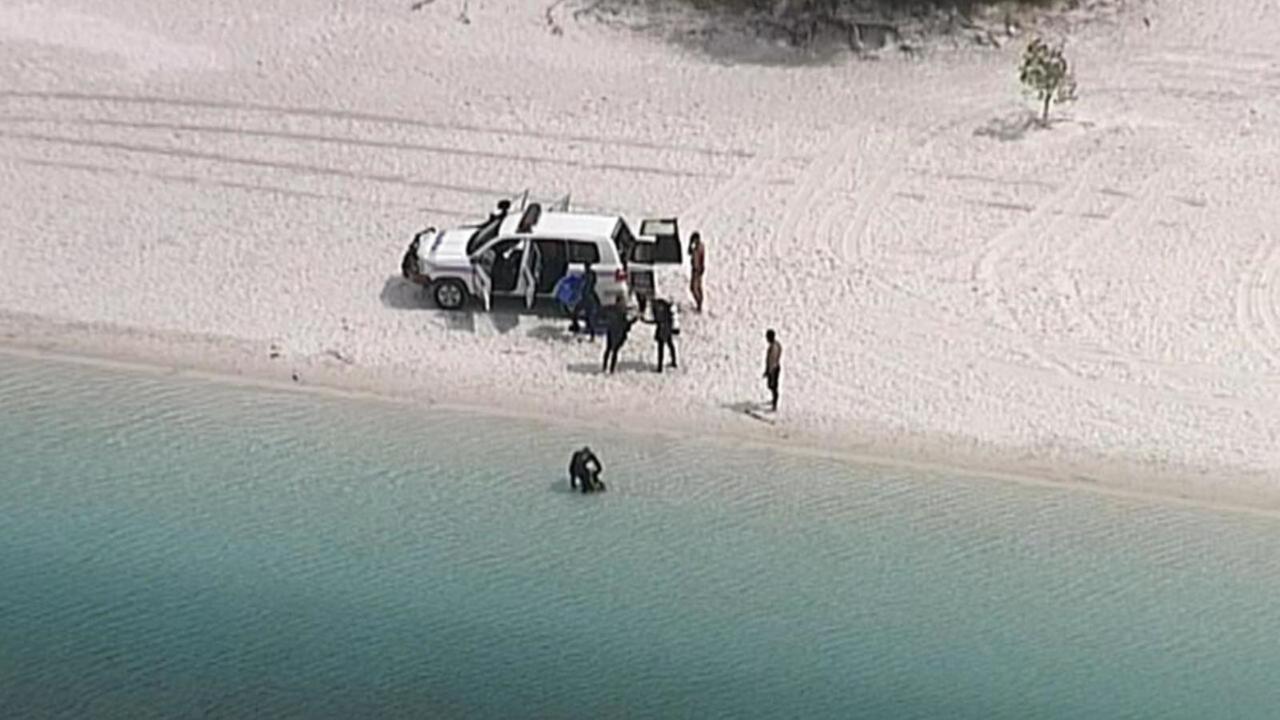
[602,296,636,374]
[569,446,605,493]
[645,298,678,372]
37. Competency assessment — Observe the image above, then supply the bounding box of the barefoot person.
[487,198,511,224]
[688,232,706,313]
[602,297,636,374]
[646,298,678,372]
[763,329,782,412]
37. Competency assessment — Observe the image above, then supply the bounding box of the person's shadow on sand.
[722,400,776,423]
[527,324,580,344]
[566,360,651,375]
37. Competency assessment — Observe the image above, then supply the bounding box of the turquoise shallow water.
[2,355,1280,719]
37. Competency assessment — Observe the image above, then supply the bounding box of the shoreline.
[5,312,1279,520]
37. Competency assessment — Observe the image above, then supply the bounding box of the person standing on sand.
[553,273,585,333]
[688,232,706,313]
[602,296,636,374]
[579,261,600,339]
[645,298,678,373]
[487,198,511,225]
[763,329,782,412]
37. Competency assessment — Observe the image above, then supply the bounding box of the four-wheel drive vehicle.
[401,203,681,311]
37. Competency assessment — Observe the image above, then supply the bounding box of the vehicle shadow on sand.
[527,324,590,344]
[380,276,569,335]
[380,276,430,310]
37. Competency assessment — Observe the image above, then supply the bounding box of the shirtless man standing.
[688,232,706,313]
[763,329,782,412]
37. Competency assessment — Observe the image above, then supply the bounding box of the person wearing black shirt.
[648,298,677,372]
[601,297,636,374]
[578,261,600,339]
[568,447,604,493]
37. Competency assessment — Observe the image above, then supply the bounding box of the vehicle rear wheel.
[433,279,469,310]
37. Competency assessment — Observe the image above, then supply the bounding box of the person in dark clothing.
[568,446,604,493]
[578,261,600,339]
[646,298,678,372]
[554,273,585,333]
[401,235,421,280]
[763,329,783,412]
[601,297,636,374]
[487,199,511,225]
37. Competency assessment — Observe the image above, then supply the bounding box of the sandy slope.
[2,0,1279,504]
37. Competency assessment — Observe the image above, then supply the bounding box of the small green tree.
[1019,37,1077,126]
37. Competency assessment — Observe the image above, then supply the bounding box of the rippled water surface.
[3,355,1280,719]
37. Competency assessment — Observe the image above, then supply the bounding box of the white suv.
[401,203,677,311]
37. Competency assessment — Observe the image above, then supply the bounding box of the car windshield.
[465,216,503,256]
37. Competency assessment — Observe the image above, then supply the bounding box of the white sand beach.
[2,0,1278,505]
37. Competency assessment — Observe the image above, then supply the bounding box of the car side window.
[567,241,601,264]
[536,238,567,260]
[477,239,517,262]
[631,242,654,264]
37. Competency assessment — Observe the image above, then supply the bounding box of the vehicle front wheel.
[432,279,469,310]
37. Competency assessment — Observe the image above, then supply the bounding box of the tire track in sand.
[820,130,907,264]
[796,100,1008,416]
[814,99,1032,406]
[1053,170,1165,344]
[0,114,731,181]
[1235,230,1280,371]
[0,90,756,160]
[772,125,865,263]
[970,154,1101,334]
[678,149,773,229]
[839,96,999,269]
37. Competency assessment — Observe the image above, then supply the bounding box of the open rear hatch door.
[629,218,682,301]
[638,218,682,263]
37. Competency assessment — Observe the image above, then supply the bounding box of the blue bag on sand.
[554,274,584,307]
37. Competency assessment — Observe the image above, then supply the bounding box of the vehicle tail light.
[614,268,627,283]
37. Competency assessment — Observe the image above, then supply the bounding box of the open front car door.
[520,238,542,309]
[630,218,682,305]
[471,251,493,312]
